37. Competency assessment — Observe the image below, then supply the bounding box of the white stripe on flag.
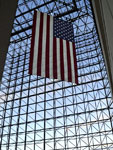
[69,42,75,83]
[63,40,68,82]
[56,38,61,80]
[41,13,47,77]
[49,16,53,78]
[32,12,40,74]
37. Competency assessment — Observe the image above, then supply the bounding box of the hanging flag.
[29,10,78,84]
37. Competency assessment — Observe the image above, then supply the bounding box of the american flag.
[29,10,78,84]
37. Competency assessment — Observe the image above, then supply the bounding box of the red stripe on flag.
[46,15,50,78]
[53,37,57,79]
[66,41,72,82]
[29,10,37,74]
[60,39,64,81]
[73,43,78,84]
[37,12,44,76]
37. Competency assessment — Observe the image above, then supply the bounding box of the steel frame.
[0,0,113,150]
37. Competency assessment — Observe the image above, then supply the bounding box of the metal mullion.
[75,30,93,39]
[78,62,104,70]
[13,18,32,28]
[0,101,7,149]
[6,66,106,87]
[7,96,16,149]
[97,88,110,147]
[10,35,31,44]
[83,92,91,150]
[6,88,109,112]
[3,107,110,126]
[15,86,23,149]
[64,90,69,150]
[34,77,38,150]
[15,41,27,150]
[76,47,99,56]
[62,82,67,150]
[76,41,96,50]
[87,72,101,149]
[76,36,95,46]
[6,78,106,97]
[22,41,30,150]
[15,18,29,38]
[93,91,103,149]
[4,92,109,114]
[72,86,79,149]
[7,47,22,150]
[77,53,101,62]
[84,53,102,148]
[2,127,112,140]
[53,81,56,150]
[0,45,16,149]
[24,93,29,150]
[43,78,46,150]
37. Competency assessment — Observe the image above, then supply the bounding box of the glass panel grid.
[0,0,113,150]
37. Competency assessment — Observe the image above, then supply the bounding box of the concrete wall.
[0,0,18,82]
[92,0,113,97]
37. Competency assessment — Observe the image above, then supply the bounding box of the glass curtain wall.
[0,0,113,149]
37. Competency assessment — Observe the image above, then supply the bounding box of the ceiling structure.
[0,0,113,150]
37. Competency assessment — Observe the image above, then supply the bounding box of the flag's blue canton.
[53,17,74,42]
